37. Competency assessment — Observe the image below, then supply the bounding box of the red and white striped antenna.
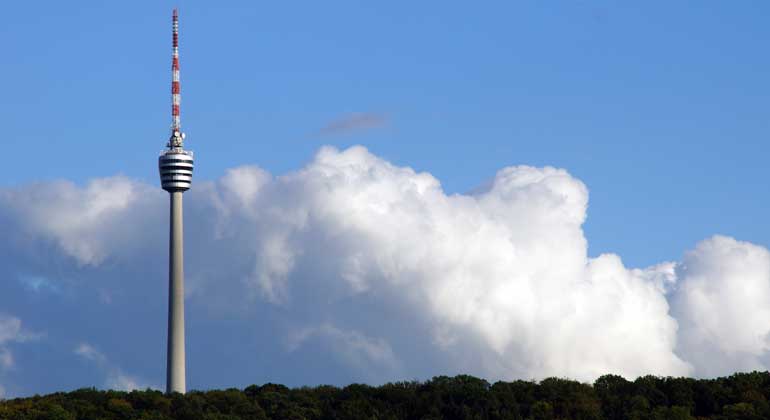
[169,8,184,148]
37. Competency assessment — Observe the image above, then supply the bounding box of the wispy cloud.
[288,324,400,368]
[0,314,39,398]
[18,275,61,294]
[317,113,388,136]
[74,343,106,364]
[287,323,404,383]
[0,315,39,370]
[74,343,156,391]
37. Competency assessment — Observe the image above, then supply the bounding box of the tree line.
[1,371,769,419]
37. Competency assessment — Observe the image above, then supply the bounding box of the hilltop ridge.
[2,371,769,419]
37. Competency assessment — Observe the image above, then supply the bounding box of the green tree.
[530,401,553,420]
[722,402,762,420]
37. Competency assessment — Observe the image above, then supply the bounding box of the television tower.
[159,8,192,394]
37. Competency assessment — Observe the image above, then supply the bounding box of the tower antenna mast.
[169,8,184,148]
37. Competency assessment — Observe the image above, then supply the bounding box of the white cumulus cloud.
[672,236,770,377]
[197,146,691,380]
[0,177,161,266]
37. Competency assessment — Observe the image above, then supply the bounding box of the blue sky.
[1,1,768,267]
[2,1,770,396]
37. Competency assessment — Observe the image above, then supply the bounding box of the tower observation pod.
[159,8,192,394]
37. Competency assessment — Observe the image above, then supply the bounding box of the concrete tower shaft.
[166,191,186,394]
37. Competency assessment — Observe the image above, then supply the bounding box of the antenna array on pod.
[170,8,182,144]
[158,8,194,394]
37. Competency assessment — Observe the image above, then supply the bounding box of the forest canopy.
[2,371,770,420]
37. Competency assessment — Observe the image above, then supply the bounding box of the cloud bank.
[1,145,769,392]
